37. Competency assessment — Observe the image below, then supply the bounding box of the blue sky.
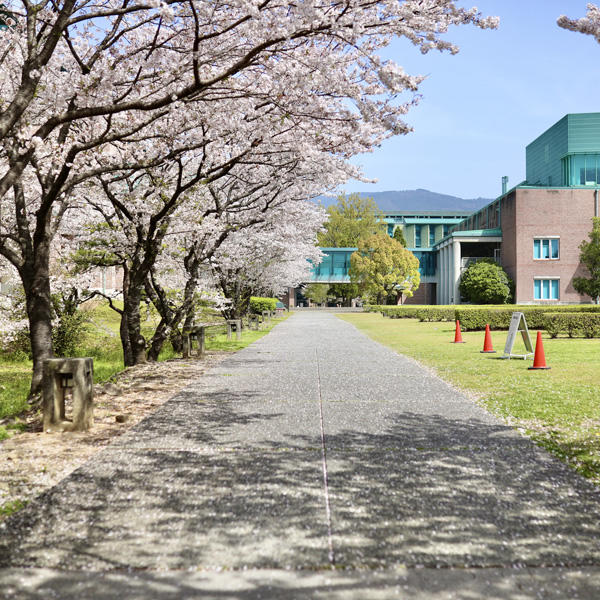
[348,0,600,200]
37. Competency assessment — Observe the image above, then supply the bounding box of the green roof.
[450,229,502,237]
[401,218,465,225]
[383,210,470,217]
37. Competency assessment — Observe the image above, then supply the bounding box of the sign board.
[501,312,534,359]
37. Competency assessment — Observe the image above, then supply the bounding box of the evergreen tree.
[349,233,420,304]
[393,226,407,247]
[317,194,386,247]
[573,217,600,303]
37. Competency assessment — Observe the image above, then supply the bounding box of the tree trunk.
[123,289,147,365]
[145,256,201,361]
[119,265,147,366]
[22,263,54,399]
[147,318,171,362]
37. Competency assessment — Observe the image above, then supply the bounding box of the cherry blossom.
[558,4,600,42]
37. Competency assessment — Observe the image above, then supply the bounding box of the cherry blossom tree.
[0,0,498,395]
[78,141,330,363]
[209,199,325,319]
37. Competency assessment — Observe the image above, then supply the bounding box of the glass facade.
[414,225,421,248]
[429,227,436,247]
[310,250,353,281]
[413,251,436,277]
[563,154,600,186]
[534,278,559,300]
[533,238,559,260]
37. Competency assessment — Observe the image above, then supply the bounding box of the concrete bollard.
[43,358,94,432]
[262,310,271,324]
[187,328,205,357]
[195,327,206,357]
[227,319,242,340]
[248,314,260,330]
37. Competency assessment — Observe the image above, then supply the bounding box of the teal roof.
[401,218,465,225]
[450,229,502,237]
[383,211,469,217]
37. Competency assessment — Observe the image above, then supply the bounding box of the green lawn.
[0,301,287,439]
[339,312,600,484]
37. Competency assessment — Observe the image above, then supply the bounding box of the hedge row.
[371,303,600,337]
[249,297,278,314]
[454,308,545,331]
[414,308,456,322]
[544,313,600,338]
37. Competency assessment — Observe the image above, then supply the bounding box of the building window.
[429,227,435,247]
[564,154,600,186]
[443,224,450,237]
[533,238,559,260]
[534,278,559,300]
[415,225,421,248]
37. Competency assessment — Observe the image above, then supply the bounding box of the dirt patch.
[0,352,229,519]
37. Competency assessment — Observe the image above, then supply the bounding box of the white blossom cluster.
[558,4,600,43]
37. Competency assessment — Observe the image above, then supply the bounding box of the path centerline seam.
[315,348,336,567]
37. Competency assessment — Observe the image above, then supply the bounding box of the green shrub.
[415,308,455,322]
[454,307,548,331]
[53,311,87,357]
[249,297,277,314]
[581,314,600,338]
[542,312,600,338]
[544,314,565,338]
[378,306,423,319]
[459,260,513,304]
[542,313,600,338]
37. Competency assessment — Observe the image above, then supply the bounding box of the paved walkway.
[2,312,600,598]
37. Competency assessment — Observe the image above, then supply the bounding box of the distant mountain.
[316,189,493,213]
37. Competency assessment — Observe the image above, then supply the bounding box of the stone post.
[197,327,206,357]
[43,358,94,432]
[227,320,242,340]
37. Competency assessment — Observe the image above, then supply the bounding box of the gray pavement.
[2,311,600,598]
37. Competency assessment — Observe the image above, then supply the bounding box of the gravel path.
[2,311,600,598]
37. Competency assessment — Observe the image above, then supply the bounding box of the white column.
[452,240,461,304]
[444,245,450,304]
[440,245,447,305]
[438,245,443,305]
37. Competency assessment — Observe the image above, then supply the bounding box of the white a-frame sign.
[501,312,534,359]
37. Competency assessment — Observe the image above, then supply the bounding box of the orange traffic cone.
[453,320,465,343]
[528,331,550,370]
[480,324,496,353]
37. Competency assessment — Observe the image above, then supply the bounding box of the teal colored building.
[526,113,600,188]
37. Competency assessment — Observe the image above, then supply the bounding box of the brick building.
[443,113,600,305]
[304,113,600,306]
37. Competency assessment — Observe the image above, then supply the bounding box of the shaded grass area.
[1,300,287,438]
[339,312,600,485]
[0,499,27,517]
